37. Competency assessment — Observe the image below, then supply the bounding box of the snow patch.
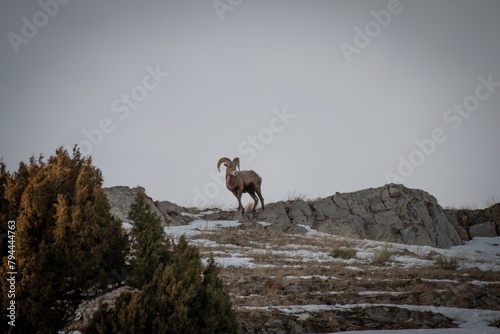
[164,219,241,238]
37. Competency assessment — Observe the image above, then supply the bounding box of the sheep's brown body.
[217,157,264,213]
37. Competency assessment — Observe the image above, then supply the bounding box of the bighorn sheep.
[217,157,264,213]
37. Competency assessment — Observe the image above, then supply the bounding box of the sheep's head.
[217,157,240,176]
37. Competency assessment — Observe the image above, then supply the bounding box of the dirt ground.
[188,221,500,333]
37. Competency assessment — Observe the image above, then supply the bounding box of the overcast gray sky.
[1,0,499,209]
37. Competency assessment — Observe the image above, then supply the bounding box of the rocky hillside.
[103,184,500,248]
[94,184,500,333]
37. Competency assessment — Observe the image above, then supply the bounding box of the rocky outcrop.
[198,184,463,248]
[250,184,462,248]
[444,203,500,240]
[154,200,194,226]
[104,184,498,248]
[103,186,166,226]
[104,186,198,227]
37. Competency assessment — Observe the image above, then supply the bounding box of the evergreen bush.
[0,147,127,333]
[85,194,238,333]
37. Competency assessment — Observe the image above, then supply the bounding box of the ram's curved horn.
[233,157,240,171]
[217,157,231,172]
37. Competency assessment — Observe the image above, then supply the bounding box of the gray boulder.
[287,200,315,226]
[255,202,306,234]
[103,186,166,226]
[469,221,497,238]
[300,184,462,248]
[155,200,193,226]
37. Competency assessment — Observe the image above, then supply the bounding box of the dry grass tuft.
[491,316,500,328]
[371,244,394,264]
[331,247,357,259]
[485,195,499,208]
[434,255,459,270]
[284,191,308,202]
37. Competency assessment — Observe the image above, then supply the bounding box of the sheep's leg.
[234,190,244,213]
[248,191,259,212]
[256,189,264,210]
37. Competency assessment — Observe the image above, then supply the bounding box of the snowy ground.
[164,219,500,333]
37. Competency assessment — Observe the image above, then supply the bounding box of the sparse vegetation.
[336,224,360,239]
[284,190,308,202]
[306,196,323,205]
[201,202,231,212]
[371,244,395,264]
[0,148,127,333]
[251,249,286,265]
[84,194,237,333]
[485,194,499,208]
[491,316,500,328]
[331,247,357,259]
[245,202,255,213]
[434,255,459,270]
[458,202,478,210]
[223,235,240,246]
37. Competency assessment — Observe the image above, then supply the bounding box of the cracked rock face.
[103,186,166,226]
[257,184,463,248]
[104,184,469,248]
[314,184,462,248]
[444,203,500,240]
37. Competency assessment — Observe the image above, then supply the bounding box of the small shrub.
[459,202,478,210]
[485,195,499,208]
[306,196,322,205]
[284,191,307,202]
[371,245,394,264]
[224,236,240,246]
[491,316,500,328]
[331,247,357,259]
[434,255,459,270]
